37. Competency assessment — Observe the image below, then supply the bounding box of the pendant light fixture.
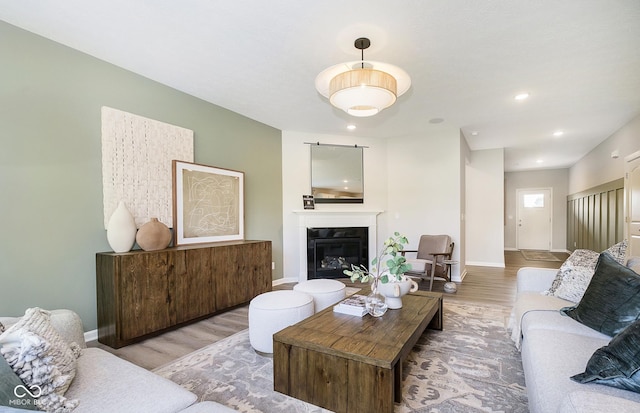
[315,37,411,117]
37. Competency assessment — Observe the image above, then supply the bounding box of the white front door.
[517,188,552,250]
[626,151,640,257]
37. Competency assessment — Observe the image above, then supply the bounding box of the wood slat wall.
[567,178,624,252]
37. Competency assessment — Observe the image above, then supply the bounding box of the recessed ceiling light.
[429,117,445,124]
[471,131,479,136]
[553,130,564,137]
[536,159,544,164]
[514,93,530,101]
[347,124,356,131]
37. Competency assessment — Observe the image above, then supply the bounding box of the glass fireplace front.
[307,227,368,279]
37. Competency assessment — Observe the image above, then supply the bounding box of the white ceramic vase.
[377,277,419,309]
[106,201,137,253]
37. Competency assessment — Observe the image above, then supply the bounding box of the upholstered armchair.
[401,234,454,291]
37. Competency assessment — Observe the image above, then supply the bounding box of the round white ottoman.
[293,279,346,313]
[248,290,314,354]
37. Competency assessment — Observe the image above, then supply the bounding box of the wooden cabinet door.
[215,242,271,308]
[117,252,176,340]
[174,248,216,323]
[246,242,273,299]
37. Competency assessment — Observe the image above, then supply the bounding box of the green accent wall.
[0,21,283,331]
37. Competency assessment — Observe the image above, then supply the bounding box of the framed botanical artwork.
[172,160,244,245]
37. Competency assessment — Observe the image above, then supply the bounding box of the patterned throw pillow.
[545,249,598,297]
[0,308,81,413]
[545,240,627,303]
[0,321,4,333]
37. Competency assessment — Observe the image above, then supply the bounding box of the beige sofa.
[510,266,640,413]
[0,310,235,413]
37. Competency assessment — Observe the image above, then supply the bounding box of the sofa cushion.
[521,310,611,341]
[561,253,640,337]
[47,310,87,350]
[521,329,640,413]
[509,291,574,349]
[0,308,81,413]
[559,390,640,413]
[66,348,197,413]
[179,401,239,413]
[571,319,640,392]
[546,241,627,302]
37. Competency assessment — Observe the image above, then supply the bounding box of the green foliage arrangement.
[343,232,412,284]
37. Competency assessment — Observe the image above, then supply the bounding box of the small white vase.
[106,201,137,253]
[377,277,419,309]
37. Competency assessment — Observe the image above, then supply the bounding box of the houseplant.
[343,232,417,314]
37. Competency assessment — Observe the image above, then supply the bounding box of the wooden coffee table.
[273,290,443,413]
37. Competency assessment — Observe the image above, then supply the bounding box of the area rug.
[154,302,527,413]
[520,249,561,262]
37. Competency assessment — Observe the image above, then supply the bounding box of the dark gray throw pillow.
[0,354,38,410]
[561,252,640,337]
[571,319,640,393]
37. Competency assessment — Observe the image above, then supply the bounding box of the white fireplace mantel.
[293,210,383,282]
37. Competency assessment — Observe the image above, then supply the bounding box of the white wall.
[466,149,505,267]
[504,169,569,251]
[385,124,464,280]
[570,114,640,193]
[281,125,465,282]
[281,131,389,282]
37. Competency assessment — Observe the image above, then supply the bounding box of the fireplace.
[294,210,381,282]
[307,227,368,279]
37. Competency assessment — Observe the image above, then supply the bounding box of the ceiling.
[2,0,639,171]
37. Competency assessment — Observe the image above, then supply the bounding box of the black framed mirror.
[310,144,364,203]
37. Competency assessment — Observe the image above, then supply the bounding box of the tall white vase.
[106,201,137,253]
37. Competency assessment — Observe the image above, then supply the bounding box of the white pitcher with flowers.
[343,232,418,314]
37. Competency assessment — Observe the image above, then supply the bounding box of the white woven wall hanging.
[101,106,194,229]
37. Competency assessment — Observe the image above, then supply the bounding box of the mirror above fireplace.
[310,144,364,204]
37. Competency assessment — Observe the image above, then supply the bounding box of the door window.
[523,194,544,208]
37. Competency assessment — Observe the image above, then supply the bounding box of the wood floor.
[88,250,567,370]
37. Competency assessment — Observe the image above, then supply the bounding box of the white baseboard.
[452,268,467,283]
[466,261,506,268]
[272,277,298,285]
[84,329,98,343]
[507,247,569,253]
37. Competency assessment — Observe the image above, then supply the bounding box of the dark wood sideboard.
[96,240,272,348]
